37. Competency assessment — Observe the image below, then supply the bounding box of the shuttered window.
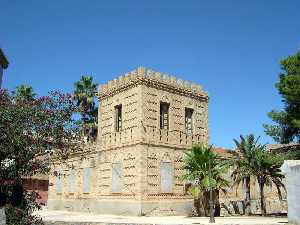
[56,171,63,194]
[68,169,76,193]
[161,162,173,193]
[112,163,122,193]
[83,167,92,193]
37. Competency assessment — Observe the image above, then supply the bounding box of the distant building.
[22,175,49,204]
[0,48,9,88]
[266,143,300,153]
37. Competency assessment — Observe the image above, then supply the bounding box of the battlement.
[98,67,208,99]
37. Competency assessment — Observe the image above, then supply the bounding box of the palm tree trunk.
[244,177,251,216]
[259,178,267,216]
[194,198,201,216]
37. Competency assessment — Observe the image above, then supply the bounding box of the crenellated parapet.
[97,67,208,101]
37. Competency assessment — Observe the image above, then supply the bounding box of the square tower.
[48,67,209,216]
[96,67,208,215]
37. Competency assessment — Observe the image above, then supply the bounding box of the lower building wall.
[220,199,287,216]
[47,199,193,216]
[47,143,287,216]
[48,197,286,216]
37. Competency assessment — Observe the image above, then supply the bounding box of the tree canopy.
[251,147,285,216]
[230,134,263,215]
[74,76,98,140]
[12,85,36,102]
[74,76,98,124]
[231,134,286,216]
[264,50,300,143]
[0,89,82,224]
[183,144,229,216]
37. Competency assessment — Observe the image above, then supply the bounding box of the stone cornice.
[98,139,195,151]
[97,67,208,101]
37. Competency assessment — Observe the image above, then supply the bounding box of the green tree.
[12,85,36,102]
[264,50,300,143]
[0,90,82,224]
[252,148,285,216]
[231,134,286,216]
[230,134,261,215]
[183,144,229,216]
[74,76,98,140]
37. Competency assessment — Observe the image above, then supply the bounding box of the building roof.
[266,143,300,152]
[0,48,9,69]
[212,147,232,158]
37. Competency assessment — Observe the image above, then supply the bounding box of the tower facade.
[48,67,209,216]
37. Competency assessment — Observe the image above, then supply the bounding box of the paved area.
[36,210,288,225]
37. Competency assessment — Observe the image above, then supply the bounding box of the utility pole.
[209,157,215,223]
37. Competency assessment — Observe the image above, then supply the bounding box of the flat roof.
[0,48,9,69]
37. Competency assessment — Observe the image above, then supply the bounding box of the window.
[68,169,76,193]
[83,167,92,193]
[160,102,169,130]
[185,108,193,134]
[160,162,173,193]
[56,171,63,194]
[115,105,122,132]
[112,163,122,193]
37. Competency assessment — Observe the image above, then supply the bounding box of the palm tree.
[252,148,285,216]
[231,134,286,216]
[183,144,229,216]
[230,134,260,215]
[74,76,98,140]
[12,85,36,101]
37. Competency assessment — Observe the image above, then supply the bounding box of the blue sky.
[1,1,300,149]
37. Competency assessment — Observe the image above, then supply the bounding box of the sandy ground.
[36,210,288,225]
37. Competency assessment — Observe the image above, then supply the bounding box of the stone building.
[47,67,287,216]
[48,67,209,215]
[0,48,9,88]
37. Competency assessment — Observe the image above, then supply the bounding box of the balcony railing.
[99,126,206,150]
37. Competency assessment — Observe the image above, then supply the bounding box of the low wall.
[47,199,193,216]
[220,199,287,216]
[281,160,300,225]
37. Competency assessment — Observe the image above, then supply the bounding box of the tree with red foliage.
[0,89,82,224]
